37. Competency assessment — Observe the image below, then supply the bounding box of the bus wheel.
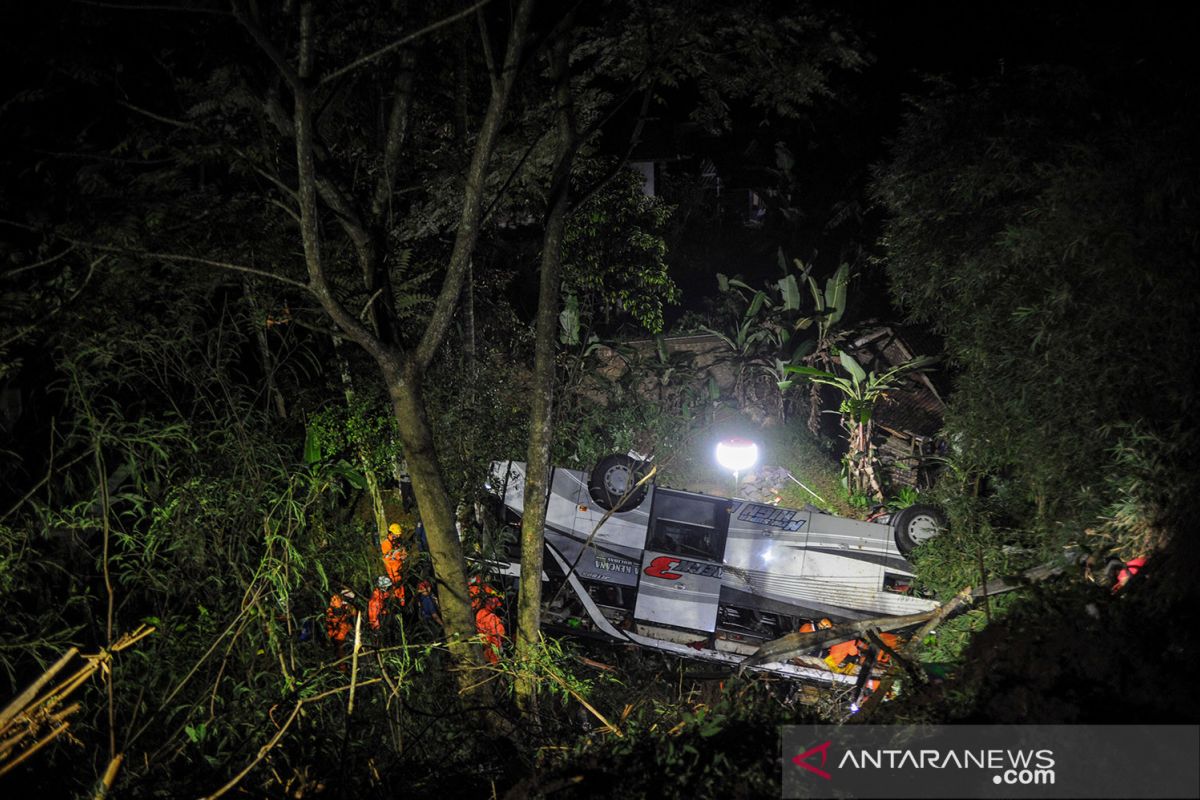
[588,454,650,512]
[893,504,947,556]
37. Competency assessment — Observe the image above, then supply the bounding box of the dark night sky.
[1,1,1193,323]
[645,1,1199,319]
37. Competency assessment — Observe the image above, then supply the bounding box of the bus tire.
[588,454,650,512]
[893,504,947,556]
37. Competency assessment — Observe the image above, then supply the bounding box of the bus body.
[486,459,939,685]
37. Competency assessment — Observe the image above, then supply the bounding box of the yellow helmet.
[818,618,833,629]
[388,523,402,535]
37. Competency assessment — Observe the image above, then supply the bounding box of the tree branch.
[369,50,417,225]
[320,0,493,87]
[296,0,313,80]
[233,1,301,90]
[476,6,499,94]
[0,214,301,289]
[291,5,400,373]
[414,0,534,372]
[45,236,311,290]
[480,125,552,226]
[199,678,382,800]
[117,100,194,129]
[571,87,654,210]
[0,245,76,279]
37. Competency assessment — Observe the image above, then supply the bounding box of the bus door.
[634,488,732,633]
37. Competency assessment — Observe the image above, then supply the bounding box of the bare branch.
[117,100,194,129]
[268,198,300,224]
[480,126,552,225]
[320,0,493,87]
[14,227,310,289]
[571,87,654,210]
[414,0,534,372]
[358,288,383,321]
[127,247,309,288]
[230,147,299,202]
[370,52,417,225]
[476,6,499,94]
[233,1,301,90]
[296,0,314,80]
[0,245,77,279]
[32,148,176,166]
[291,7,399,372]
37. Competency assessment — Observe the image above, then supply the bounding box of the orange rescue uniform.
[325,593,357,642]
[874,632,900,664]
[381,533,408,585]
[468,576,500,610]
[475,603,506,664]
[367,586,405,630]
[826,638,860,668]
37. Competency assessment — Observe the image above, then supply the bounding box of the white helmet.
[376,575,393,590]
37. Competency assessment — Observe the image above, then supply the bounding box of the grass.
[652,410,858,517]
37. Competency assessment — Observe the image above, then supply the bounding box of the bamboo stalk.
[201,679,382,800]
[0,727,32,760]
[542,670,621,737]
[0,721,71,778]
[93,752,124,800]
[0,628,155,777]
[0,647,78,728]
[347,611,363,716]
[857,586,973,720]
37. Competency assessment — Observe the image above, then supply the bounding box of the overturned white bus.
[484,455,945,686]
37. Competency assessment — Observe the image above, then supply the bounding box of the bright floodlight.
[715,438,758,473]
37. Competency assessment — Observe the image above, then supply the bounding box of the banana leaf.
[778,273,801,311]
[839,350,867,385]
[746,289,767,319]
[303,425,322,466]
[825,263,849,326]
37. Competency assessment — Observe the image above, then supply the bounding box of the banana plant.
[701,255,857,424]
[700,275,772,356]
[797,260,849,344]
[785,352,938,499]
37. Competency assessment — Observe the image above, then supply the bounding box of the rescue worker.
[381,523,408,585]
[825,637,860,673]
[475,594,506,665]
[874,631,900,665]
[796,618,834,661]
[368,576,394,632]
[416,580,443,628]
[325,587,358,662]
[1113,556,1147,593]
[863,631,902,695]
[468,574,500,610]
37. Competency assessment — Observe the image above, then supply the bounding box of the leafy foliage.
[562,169,679,335]
[871,66,1199,547]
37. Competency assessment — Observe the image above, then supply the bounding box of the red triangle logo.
[792,740,832,780]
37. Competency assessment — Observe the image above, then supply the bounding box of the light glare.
[715,438,758,472]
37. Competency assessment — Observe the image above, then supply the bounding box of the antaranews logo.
[790,738,1056,786]
[784,724,1199,799]
[791,741,832,780]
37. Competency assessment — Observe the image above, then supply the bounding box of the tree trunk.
[515,24,579,711]
[288,0,534,703]
[385,364,482,678]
